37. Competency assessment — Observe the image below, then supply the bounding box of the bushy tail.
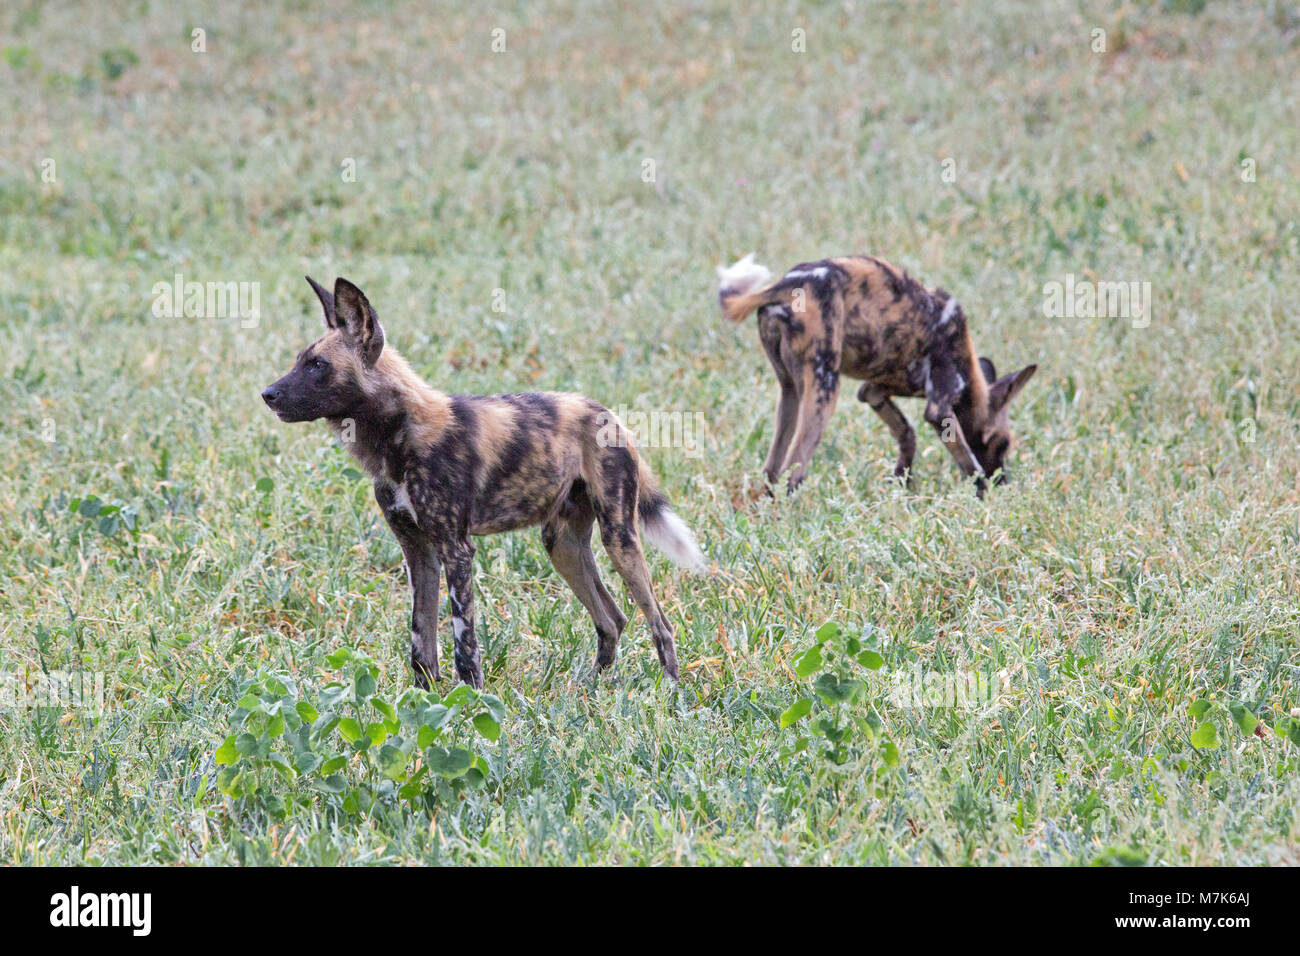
[716,252,775,323]
[637,461,706,572]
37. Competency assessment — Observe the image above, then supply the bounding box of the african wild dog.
[716,254,1037,497]
[262,277,704,689]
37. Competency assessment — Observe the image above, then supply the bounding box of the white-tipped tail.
[641,508,706,573]
[716,253,772,297]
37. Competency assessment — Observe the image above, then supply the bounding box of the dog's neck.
[328,347,454,482]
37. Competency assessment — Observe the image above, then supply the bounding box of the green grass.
[1,0,1298,865]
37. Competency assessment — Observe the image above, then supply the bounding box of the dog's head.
[964,357,1036,483]
[261,277,385,423]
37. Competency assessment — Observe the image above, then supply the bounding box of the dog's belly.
[468,485,563,536]
[841,328,927,397]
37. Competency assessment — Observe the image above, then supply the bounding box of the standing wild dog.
[716,254,1037,496]
[262,277,704,688]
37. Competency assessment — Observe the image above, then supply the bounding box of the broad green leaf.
[815,621,840,643]
[296,701,319,724]
[814,674,863,705]
[1228,703,1258,736]
[421,704,450,730]
[294,751,320,774]
[881,740,900,767]
[214,735,239,766]
[427,746,473,779]
[443,685,473,708]
[480,694,506,723]
[269,754,296,779]
[216,766,239,794]
[417,724,438,749]
[255,476,274,493]
[234,733,259,756]
[377,744,408,780]
[317,774,346,793]
[320,755,347,774]
[472,713,501,742]
[398,779,427,800]
[337,717,362,743]
[1276,716,1300,747]
[792,645,822,677]
[857,650,885,671]
[1190,721,1220,749]
[779,698,813,728]
[1188,699,1211,720]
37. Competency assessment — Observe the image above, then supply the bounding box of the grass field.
[2,0,1298,865]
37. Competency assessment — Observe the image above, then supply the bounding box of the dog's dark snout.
[261,386,281,407]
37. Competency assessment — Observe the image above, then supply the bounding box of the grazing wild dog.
[716,254,1037,496]
[262,277,704,688]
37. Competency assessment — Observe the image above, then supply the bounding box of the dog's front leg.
[401,538,441,688]
[922,364,987,497]
[440,540,484,689]
[376,482,442,687]
[859,383,916,483]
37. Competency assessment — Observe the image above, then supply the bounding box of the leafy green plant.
[97,46,138,81]
[780,621,897,771]
[1274,714,1300,749]
[68,493,140,539]
[1187,698,1262,750]
[213,646,504,820]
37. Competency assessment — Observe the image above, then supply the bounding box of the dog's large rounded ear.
[306,276,337,328]
[978,356,997,384]
[988,364,1037,412]
[333,277,385,366]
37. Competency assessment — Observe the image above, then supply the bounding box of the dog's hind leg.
[780,357,842,494]
[758,310,799,485]
[542,504,627,671]
[589,447,680,680]
[600,528,679,681]
[779,286,844,493]
[858,383,916,482]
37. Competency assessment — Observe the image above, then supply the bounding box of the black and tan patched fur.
[263,277,704,688]
[716,254,1037,496]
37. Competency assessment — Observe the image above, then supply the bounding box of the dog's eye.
[310,358,328,371]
